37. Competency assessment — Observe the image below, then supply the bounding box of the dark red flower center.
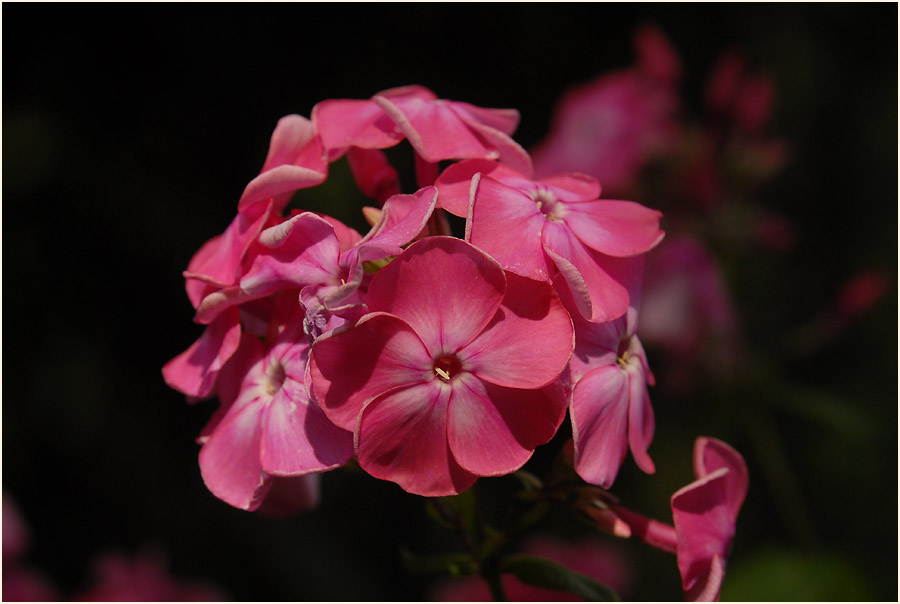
[433,355,463,383]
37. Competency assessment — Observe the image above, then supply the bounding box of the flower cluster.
[165,82,746,600]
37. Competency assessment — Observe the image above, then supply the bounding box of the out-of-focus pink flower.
[313,85,531,175]
[310,237,573,496]
[559,273,656,489]
[531,27,681,194]
[438,159,663,323]
[432,535,633,601]
[2,495,59,602]
[75,549,225,602]
[672,437,748,601]
[835,269,888,320]
[705,52,775,135]
[638,236,738,386]
[198,311,352,511]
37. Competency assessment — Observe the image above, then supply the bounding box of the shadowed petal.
[199,399,271,511]
[261,388,353,476]
[627,366,656,475]
[448,374,566,476]
[357,382,478,497]
[162,307,241,400]
[570,365,630,488]
[672,468,734,600]
[543,221,642,323]
[693,437,748,521]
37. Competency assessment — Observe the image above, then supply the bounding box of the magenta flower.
[530,27,681,194]
[309,237,574,496]
[437,159,663,323]
[556,271,655,489]
[197,313,353,511]
[672,437,748,601]
[313,85,532,175]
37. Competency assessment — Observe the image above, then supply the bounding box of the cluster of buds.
[164,83,747,600]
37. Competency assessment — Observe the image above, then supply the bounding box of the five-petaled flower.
[309,237,574,496]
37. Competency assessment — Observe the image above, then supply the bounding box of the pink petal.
[364,237,507,356]
[447,373,566,476]
[434,159,524,216]
[570,365,630,488]
[183,202,272,293]
[355,186,437,262]
[542,221,641,323]
[162,307,241,399]
[626,365,655,475]
[239,212,342,298]
[467,175,552,281]
[537,172,602,201]
[563,199,664,257]
[460,273,573,389]
[693,437,748,521]
[311,98,403,152]
[373,94,494,164]
[238,165,327,215]
[346,147,401,204]
[450,102,533,175]
[255,475,320,518]
[198,397,271,511]
[309,312,432,431]
[356,381,478,497]
[260,387,353,476]
[671,468,734,599]
[237,114,328,213]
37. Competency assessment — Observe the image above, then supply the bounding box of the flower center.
[616,338,632,369]
[265,360,287,395]
[433,355,462,383]
[533,188,564,221]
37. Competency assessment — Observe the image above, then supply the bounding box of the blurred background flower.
[3,4,895,600]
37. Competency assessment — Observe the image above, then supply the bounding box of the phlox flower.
[312,85,532,175]
[198,311,352,511]
[309,237,574,497]
[557,269,655,489]
[436,158,663,323]
[530,25,681,194]
[672,437,748,601]
[608,436,747,602]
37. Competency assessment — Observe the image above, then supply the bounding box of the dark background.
[4,4,897,601]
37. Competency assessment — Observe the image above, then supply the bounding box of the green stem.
[484,567,507,602]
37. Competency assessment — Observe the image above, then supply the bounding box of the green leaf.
[500,554,619,601]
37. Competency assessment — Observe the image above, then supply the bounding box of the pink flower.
[309,237,574,496]
[638,236,738,388]
[556,265,655,488]
[437,159,663,323]
[75,549,224,602]
[530,27,681,194]
[198,311,352,511]
[313,85,531,175]
[2,495,58,602]
[672,437,748,601]
[609,436,747,602]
